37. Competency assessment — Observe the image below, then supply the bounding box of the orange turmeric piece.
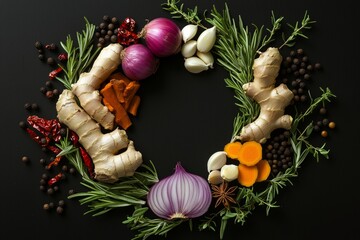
[237,141,262,166]
[224,141,242,159]
[237,164,258,187]
[255,159,271,182]
[127,95,141,116]
[111,79,127,103]
[100,82,132,130]
[100,71,142,129]
[123,81,140,110]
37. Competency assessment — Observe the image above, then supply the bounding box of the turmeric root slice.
[255,159,271,182]
[237,164,258,187]
[237,141,262,166]
[224,141,242,159]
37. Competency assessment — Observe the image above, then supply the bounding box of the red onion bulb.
[142,18,182,57]
[121,43,159,81]
[147,162,212,220]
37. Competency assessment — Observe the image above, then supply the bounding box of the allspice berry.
[321,130,328,138]
[328,121,336,129]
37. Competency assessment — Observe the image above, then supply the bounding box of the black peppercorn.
[35,41,43,49]
[19,121,26,129]
[38,54,45,61]
[56,206,64,214]
[24,102,31,110]
[47,57,56,66]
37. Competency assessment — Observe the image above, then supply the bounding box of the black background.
[1,0,359,239]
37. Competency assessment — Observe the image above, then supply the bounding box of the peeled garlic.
[207,151,227,173]
[181,24,198,43]
[196,51,214,69]
[220,164,239,182]
[184,56,208,73]
[208,170,223,185]
[197,26,216,53]
[181,40,197,58]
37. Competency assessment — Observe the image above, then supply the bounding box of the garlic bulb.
[181,24,198,43]
[197,26,216,53]
[184,56,208,73]
[181,40,197,58]
[196,51,214,69]
[147,162,212,219]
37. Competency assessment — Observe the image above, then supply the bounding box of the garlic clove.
[208,170,223,185]
[220,164,239,182]
[197,26,216,53]
[184,56,208,73]
[196,51,214,69]
[181,40,197,58]
[181,24,198,43]
[207,151,227,172]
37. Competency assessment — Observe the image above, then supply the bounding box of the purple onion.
[147,162,212,220]
[121,43,159,81]
[142,18,182,58]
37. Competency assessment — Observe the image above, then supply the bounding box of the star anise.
[211,181,238,208]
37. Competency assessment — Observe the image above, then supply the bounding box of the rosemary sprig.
[56,17,100,89]
[162,0,205,28]
[123,206,185,240]
[280,11,316,49]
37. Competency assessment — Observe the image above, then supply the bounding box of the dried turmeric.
[100,82,132,130]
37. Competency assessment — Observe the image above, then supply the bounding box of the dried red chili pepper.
[69,130,79,146]
[57,53,68,62]
[121,17,136,32]
[117,17,139,46]
[48,172,63,186]
[26,115,62,141]
[49,67,63,80]
[79,146,95,178]
[46,156,62,170]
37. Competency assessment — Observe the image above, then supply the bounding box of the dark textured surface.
[1,0,358,239]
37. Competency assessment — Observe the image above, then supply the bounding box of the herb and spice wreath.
[21,0,337,239]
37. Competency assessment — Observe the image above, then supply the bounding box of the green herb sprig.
[56,17,101,89]
[123,206,185,240]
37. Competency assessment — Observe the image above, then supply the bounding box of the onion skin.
[147,162,212,220]
[143,18,182,58]
[121,43,159,81]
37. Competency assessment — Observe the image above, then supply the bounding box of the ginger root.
[56,89,142,183]
[238,47,294,143]
[71,43,124,130]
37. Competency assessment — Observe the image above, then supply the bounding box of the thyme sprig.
[56,17,100,89]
